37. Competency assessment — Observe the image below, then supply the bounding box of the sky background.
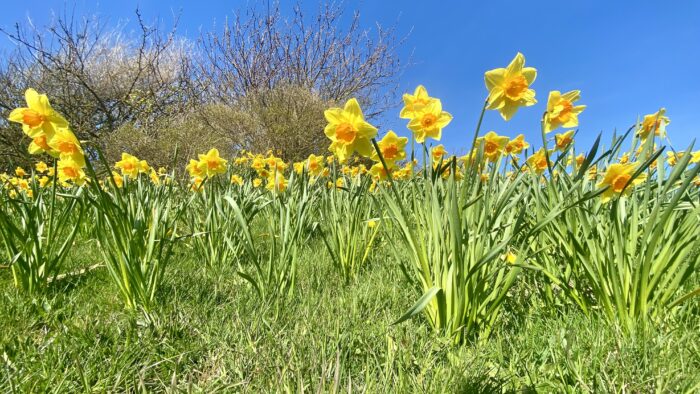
[1,1,698,155]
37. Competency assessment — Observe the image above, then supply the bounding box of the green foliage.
[0,172,84,293]
[228,172,316,301]
[86,167,189,313]
[319,175,380,283]
[532,139,700,332]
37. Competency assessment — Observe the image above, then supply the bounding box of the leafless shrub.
[0,1,404,170]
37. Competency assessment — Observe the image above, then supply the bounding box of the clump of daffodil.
[544,90,586,133]
[484,53,537,121]
[407,100,453,143]
[637,108,670,140]
[400,85,438,119]
[476,131,510,162]
[371,130,408,168]
[8,89,88,187]
[597,163,646,203]
[527,148,549,175]
[554,130,575,152]
[505,134,529,156]
[324,98,378,163]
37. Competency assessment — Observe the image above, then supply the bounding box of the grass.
[1,237,698,392]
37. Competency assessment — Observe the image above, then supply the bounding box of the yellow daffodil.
[111,171,124,188]
[149,169,160,185]
[666,151,681,166]
[251,156,266,173]
[500,251,517,264]
[38,176,50,188]
[400,85,438,119]
[505,134,529,155]
[15,167,27,177]
[306,154,325,176]
[57,157,86,186]
[527,148,549,175]
[484,53,537,121]
[190,177,204,192]
[35,161,48,173]
[544,90,586,133]
[407,100,452,143]
[566,153,586,169]
[28,135,58,156]
[691,151,700,164]
[266,171,288,193]
[252,178,263,188]
[8,88,69,138]
[637,109,670,140]
[371,131,408,167]
[115,153,143,178]
[597,163,646,203]
[476,131,509,162]
[198,148,228,177]
[48,128,85,167]
[230,174,244,186]
[265,156,287,172]
[293,162,304,175]
[139,160,151,174]
[324,98,378,162]
[554,130,575,151]
[431,144,447,164]
[619,153,630,164]
[369,163,390,181]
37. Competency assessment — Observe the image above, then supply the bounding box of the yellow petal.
[505,52,525,75]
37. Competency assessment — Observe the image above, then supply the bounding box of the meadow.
[1,53,699,392]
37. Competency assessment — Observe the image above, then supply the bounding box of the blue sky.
[2,1,698,155]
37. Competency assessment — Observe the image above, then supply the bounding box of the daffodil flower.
[544,90,586,133]
[8,88,69,138]
[485,53,537,121]
[597,163,646,203]
[324,98,378,163]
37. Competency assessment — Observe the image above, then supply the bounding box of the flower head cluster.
[8,89,86,185]
[401,86,453,143]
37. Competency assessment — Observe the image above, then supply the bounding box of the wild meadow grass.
[0,239,698,392]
